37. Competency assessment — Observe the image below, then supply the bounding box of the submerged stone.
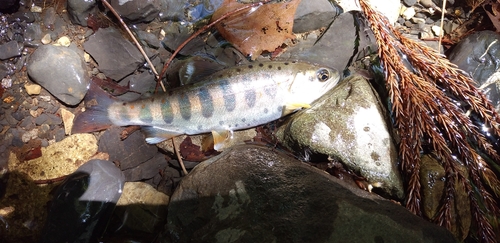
[163,145,456,243]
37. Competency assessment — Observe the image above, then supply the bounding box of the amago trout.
[72,61,340,149]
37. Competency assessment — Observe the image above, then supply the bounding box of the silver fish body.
[73,61,340,145]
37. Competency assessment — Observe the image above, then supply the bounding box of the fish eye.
[316,68,330,82]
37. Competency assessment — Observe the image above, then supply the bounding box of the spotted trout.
[72,61,340,149]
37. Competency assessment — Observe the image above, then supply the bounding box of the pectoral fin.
[141,126,183,144]
[206,130,233,151]
[283,102,311,115]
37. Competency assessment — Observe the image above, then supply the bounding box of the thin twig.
[101,0,165,92]
[172,138,188,176]
[158,0,272,83]
[438,0,446,53]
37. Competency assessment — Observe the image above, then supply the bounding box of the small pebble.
[41,34,52,44]
[30,5,43,13]
[431,25,442,37]
[59,108,74,135]
[402,7,416,20]
[24,84,42,95]
[56,36,71,47]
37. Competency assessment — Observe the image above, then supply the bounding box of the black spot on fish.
[259,63,264,67]
[236,68,241,72]
[277,106,283,112]
[161,98,173,124]
[178,93,191,120]
[220,79,236,112]
[218,74,223,79]
[264,108,268,113]
[264,85,277,98]
[122,102,127,106]
[198,125,202,130]
[168,90,174,96]
[140,104,153,123]
[151,98,155,103]
[241,118,246,122]
[278,66,281,70]
[268,64,272,69]
[284,62,289,65]
[219,121,224,125]
[234,124,238,128]
[248,64,253,69]
[199,87,214,118]
[245,89,256,108]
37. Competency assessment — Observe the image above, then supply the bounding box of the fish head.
[287,65,340,104]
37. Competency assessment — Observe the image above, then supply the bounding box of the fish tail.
[72,81,116,134]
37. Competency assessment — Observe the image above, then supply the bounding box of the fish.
[72,61,340,150]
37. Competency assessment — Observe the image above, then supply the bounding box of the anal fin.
[141,126,183,144]
[208,130,233,151]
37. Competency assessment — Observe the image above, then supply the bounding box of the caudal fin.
[72,81,117,134]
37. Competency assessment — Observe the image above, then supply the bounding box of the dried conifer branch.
[359,0,500,241]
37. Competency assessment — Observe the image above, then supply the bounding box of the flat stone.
[165,145,456,243]
[0,41,22,60]
[110,0,160,23]
[83,27,144,81]
[276,75,404,199]
[27,44,89,105]
[122,153,168,181]
[67,0,97,26]
[293,0,339,33]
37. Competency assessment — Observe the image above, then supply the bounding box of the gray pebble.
[403,0,417,7]
[54,128,65,142]
[0,41,23,60]
[20,116,35,130]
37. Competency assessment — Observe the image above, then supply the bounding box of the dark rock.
[0,0,20,13]
[122,153,168,181]
[8,10,35,23]
[40,159,125,243]
[27,44,89,105]
[54,128,66,142]
[23,23,42,44]
[110,0,160,23]
[84,27,144,81]
[280,12,377,74]
[157,0,184,21]
[42,7,57,30]
[67,0,97,27]
[164,145,456,243]
[293,0,339,33]
[137,30,161,49]
[19,116,35,130]
[0,40,22,60]
[98,127,158,170]
[403,0,418,6]
[34,113,62,126]
[448,30,500,110]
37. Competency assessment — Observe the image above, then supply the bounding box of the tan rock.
[24,83,42,95]
[59,108,75,135]
[116,182,169,233]
[8,133,98,180]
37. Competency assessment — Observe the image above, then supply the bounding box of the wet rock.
[42,7,56,30]
[114,182,169,233]
[8,133,98,180]
[84,27,144,81]
[293,0,339,33]
[122,153,168,181]
[110,0,160,23]
[67,0,97,27]
[280,12,377,73]
[164,145,456,243]
[40,159,125,243]
[34,113,62,126]
[23,22,43,44]
[448,30,500,111]
[98,127,158,170]
[27,44,89,105]
[0,40,22,60]
[420,154,471,241]
[276,75,404,199]
[158,0,222,22]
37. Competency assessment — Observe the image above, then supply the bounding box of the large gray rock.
[83,27,144,81]
[293,0,339,33]
[164,145,456,243]
[67,0,97,27]
[27,44,89,105]
[276,75,404,199]
[110,0,160,23]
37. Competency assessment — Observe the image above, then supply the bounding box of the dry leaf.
[211,0,301,59]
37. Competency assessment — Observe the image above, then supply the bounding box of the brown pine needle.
[359,0,500,241]
[101,0,164,92]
